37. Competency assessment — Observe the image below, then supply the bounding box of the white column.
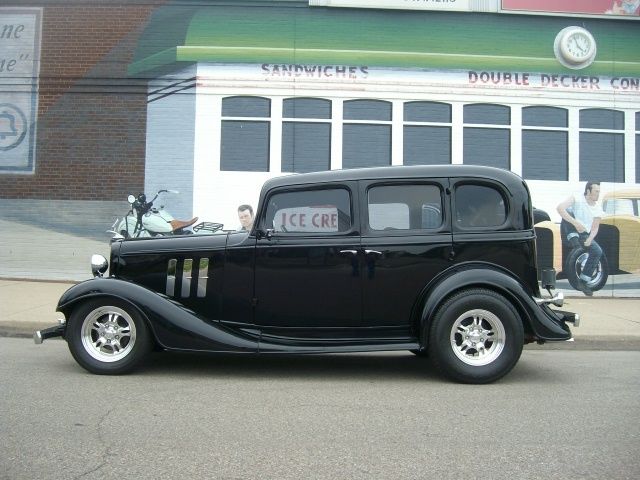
[568,108,580,182]
[331,99,344,170]
[269,97,283,174]
[451,102,464,165]
[391,100,403,166]
[510,105,522,176]
[624,110,636,184]
[192,90,221,218]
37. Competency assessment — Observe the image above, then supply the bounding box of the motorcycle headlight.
[91,254,108,278]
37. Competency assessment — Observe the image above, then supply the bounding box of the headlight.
[91,254,108,277]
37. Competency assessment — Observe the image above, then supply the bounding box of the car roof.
[261,165,525,191]
[602,189,640,201]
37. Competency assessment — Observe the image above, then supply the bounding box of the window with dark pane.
[344,100,392,121]
[522,106,567,128]
[222,96,270,118]
[579,132,624,182]
[404,126,451,165]
[404,102,451,123]
[282,122,331,173]
[220,96,271,171]
[580,109,624,130]
[283,98,331,119]
[221,121,270,171]
[464,104,510,125]
[463,128,510,169]
[636,134,639,183]
[522,130,568,181]
[343,125,391,168]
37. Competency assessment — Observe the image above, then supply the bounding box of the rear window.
[455,184,507,228]
[367,184,443,231]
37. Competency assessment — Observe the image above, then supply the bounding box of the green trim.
[129,5,640,77]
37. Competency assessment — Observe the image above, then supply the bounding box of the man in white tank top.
[557,181,605,295]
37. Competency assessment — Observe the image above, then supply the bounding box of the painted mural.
[0,1,638,298]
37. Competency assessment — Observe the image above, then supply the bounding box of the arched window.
[522,106,568,181]
[281,98,331,173]
[342,100,392,169]
[403,101,451,166]
[221,96,271,171]
[463,104,510,169]
[579,109,624,182]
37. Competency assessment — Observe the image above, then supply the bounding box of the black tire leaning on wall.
[564,247,609,292]
[428,288,524,384]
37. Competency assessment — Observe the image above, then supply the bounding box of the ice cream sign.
[0,8,41,173]
[274,206,340,233]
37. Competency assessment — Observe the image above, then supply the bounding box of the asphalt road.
[2,338,639,480]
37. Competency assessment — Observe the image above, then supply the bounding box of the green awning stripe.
[129,5,640,77]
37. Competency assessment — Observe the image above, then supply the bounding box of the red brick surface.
[1,2,167,200]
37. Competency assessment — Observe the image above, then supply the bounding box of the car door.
[253,183,362,340]
[359,179,452,334]
[450,179,532,282]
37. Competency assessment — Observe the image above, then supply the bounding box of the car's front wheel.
[428,289,524,384]
[66,299,152,375]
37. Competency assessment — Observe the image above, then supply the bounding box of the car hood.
[115,232,232,258]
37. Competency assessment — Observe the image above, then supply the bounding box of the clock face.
[564,32,592,61]
[554,27,597,69]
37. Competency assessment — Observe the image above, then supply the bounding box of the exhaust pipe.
[33,323,66,344]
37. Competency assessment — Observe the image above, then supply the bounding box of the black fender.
[418,264,571,347]
[57,278,260,353]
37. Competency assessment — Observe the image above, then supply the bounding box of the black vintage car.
[35,166,578,383]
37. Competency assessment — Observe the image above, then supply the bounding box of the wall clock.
[554,27,597,69]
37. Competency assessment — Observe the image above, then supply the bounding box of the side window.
[263,188,352,234]
[367,184,442,231]
[455,184,507,228]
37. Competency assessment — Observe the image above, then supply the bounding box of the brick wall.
[0,1,167,200]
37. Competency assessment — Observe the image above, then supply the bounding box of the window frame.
[259,184,357,237]
[220,96,272,172]
[452,181,511,232]
[362,180,448,236]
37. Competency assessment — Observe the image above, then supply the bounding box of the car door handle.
[364,250,382,256]
[339,249,358,256]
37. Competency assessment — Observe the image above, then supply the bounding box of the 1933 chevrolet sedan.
[35,165,578,383]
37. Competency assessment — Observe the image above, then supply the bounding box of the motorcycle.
[110,190,223,238]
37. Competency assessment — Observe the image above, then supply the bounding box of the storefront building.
[1,0,639,293]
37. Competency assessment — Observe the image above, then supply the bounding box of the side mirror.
[127,194,135,204]
[257,229,275,240]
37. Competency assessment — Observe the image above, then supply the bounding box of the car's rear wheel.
[66,299,152,375]
[428,289,524,384]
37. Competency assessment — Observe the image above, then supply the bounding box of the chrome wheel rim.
[81,306,136,362]
[575,252,603,287]
[450,309,505,366]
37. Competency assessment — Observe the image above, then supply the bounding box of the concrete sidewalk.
[1,279,639,349]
